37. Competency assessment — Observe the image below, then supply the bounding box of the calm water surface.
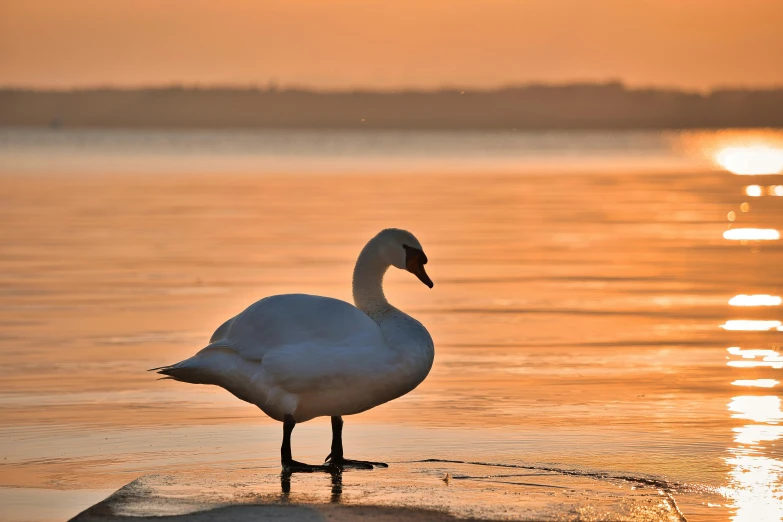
[0,129,782,521]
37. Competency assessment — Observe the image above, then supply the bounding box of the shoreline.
[72,499,490,522]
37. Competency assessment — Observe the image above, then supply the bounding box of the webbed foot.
[325,453,388,470]
[283,458,339,473]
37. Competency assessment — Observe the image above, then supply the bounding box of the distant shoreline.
[2,82,783,130]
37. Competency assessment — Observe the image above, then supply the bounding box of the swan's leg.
[324,416,388,470]
[281,414,337,473]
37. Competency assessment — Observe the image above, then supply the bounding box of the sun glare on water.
[742,185,783,197]
[716,145,783,175]
[723,229,780,241]
[726,346,783,368]
[732,380,780,388]
[714,132,783,522]
[729,295,783,307]
[745,185,763,197]
[721,321,782,332]
[723,396,783,521]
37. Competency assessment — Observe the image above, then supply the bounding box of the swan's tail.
[148,361,194,382]
[149,344,262,407]
[148,343,239,385]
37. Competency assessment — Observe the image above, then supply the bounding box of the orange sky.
[1,0,782,90]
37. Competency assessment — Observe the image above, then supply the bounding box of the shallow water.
[0,127,773,175]
[0,129,782,521]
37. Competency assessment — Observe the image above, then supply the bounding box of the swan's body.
[154,229,434,471]
[175,293,432,423]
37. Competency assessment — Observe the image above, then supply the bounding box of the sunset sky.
[1,0,782,90]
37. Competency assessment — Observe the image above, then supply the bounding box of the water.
[0,128,782,521]
[0,127,729,175]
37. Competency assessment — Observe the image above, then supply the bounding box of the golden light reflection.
[718,134,783,520]
[715,145,783,175]
[727,347,781,358]
[726,347,783,369]
[721,320,783,331]
[724,453,783,522]
[729,295,782,307]
[728,396,783,423]
[734,425,783,445]
[729,361,783,369]
[723,229,780,241]
[723,396,783,521]
[741,185,783,197]
[732,379,780,388]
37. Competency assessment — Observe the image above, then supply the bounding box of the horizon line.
[3,80,783,95]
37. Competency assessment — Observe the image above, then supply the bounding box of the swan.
[152,229,434,472]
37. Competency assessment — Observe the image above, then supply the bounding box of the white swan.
[153,229,434,471]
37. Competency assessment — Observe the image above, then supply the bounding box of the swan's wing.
[261,337,393,395]
[218,293,386,364]
[210,317,235,343]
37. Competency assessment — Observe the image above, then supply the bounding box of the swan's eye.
[402,244,433,288]
[402,244,427,264]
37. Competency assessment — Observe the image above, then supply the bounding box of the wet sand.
[68,460,695,522]
[75,505,488,522]
[1,146,782,520]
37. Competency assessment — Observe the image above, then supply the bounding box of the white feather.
[157,229,435,423]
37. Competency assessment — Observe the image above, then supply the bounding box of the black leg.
[324,415,388,470]
[281,414,294,462]
[329,416,344,461]
[281,414,337,473]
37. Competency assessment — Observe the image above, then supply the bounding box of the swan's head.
[377,228,433,289]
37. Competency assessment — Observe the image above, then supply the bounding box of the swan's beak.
[412,264,434,289]
[404,246,433,289]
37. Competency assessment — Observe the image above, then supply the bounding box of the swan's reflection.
[280,471,291,499]
[330,471,343,503]
[279,471,343,503]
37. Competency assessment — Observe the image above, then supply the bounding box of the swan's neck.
[353,236,435,382]
[352,239,392,321]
